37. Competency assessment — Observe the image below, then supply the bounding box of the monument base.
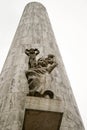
[22,97,64,130]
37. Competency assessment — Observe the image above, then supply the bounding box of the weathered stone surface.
[23,109,63,130]
[0,2,85,130]
[25,96,64,113]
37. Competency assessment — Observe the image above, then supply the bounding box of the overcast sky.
[0,0,87,129]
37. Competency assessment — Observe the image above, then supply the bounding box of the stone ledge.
[25,96,64,113]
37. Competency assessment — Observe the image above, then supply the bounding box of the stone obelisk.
[0,2,85,130]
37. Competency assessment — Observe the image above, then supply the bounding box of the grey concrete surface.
[0,2,85,130]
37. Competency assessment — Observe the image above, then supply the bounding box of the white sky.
[0,0,87,129]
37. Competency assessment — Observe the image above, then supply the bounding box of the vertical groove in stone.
[0,2,85,130]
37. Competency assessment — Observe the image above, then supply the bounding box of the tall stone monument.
[0,2,85,130]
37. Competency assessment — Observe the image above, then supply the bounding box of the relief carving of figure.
[25,48,39,68]
[25,48,58,99]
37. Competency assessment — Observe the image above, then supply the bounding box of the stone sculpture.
[25,48,40,68]
[25,48,58,98]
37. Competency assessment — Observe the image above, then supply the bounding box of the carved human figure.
[37,55,58,74]
[25,48,58,98]
[25,48,40,68]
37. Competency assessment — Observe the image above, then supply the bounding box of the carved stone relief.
[25,48,58,99]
